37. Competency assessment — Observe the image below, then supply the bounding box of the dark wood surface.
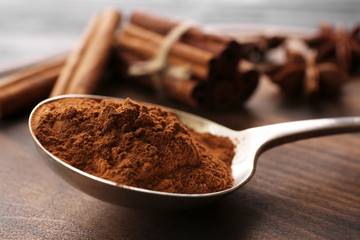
[1,1,360,239]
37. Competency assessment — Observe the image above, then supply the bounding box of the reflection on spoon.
[29,95,360,209]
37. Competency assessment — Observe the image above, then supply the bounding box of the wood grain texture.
[0,1,360,239]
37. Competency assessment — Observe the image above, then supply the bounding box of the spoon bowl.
[29,95,360,209]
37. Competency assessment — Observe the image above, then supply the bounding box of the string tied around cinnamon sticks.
[127,20,196,97]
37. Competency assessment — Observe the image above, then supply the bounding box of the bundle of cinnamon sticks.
[115,9,259,110]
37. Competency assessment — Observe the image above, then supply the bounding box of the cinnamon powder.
[32,97,235,194]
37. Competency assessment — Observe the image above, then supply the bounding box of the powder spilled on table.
[32,97,235,194]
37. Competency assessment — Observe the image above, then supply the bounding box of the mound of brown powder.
[32,97,235,194]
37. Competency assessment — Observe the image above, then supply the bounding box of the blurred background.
[0,0,359,65]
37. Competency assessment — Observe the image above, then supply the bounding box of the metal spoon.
[28,95,360,209]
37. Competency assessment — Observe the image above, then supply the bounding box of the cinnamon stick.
[129,74,204,107]
[123,23,214,66]
[130,9,234,54]
[129,9,240,78]
[50,7,121,96]
[0,56,65,119]
[117,30,209,80]
[162,77,206,107]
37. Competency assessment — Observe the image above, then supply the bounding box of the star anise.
[305,22,360,73]
[266,48,348,98]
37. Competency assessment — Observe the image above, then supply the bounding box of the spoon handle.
[250,116,360,152]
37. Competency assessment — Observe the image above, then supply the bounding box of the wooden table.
[1,1,359,239]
